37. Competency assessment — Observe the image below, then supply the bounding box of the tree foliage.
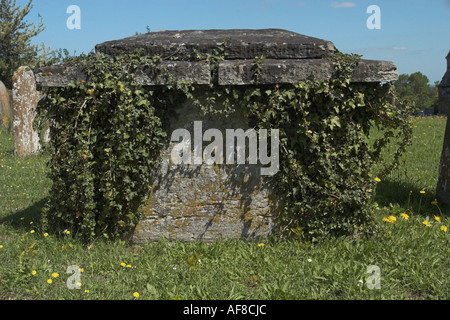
[0,0,44,87]
[394,72,438,112]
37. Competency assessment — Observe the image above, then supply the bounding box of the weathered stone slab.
[218,59,398,85]
[136,60,210,85]
[35,58,397,88]
[12,66,41,156]
[133,97,278,243]
[95,29,335,60]
[35,61,211,87]
[34,65,87,88]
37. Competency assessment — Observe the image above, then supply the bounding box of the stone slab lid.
[95,29,336,60]
[34,29,398,87]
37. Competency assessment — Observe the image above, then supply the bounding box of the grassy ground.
[0,117,448,300]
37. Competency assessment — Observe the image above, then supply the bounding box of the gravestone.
[436,51,450,205]
[12,66,42,156]
[0,80,13,130]
[33,29,399,242]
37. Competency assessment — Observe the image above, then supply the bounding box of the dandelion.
[374,177,381,182]
[0,245,3,249]
[85,290,90,293]
[79,268,84,272]
[76,282,82,287]
[441,226,448,232]
[47,279,52,284]
[420,190,426,194]
[423,221,431,227]
[44,232,49,237]
[31,270,37,276]
[258,243,264,247]
[383,217,391,223]
[30,230,35,234]
[133,292,140,298]
[52,273,59,278]
[126,265,132,268]
[434,216,441,222]
[65,230,70,235]
[401,213,409,220]
[388,216,396,222]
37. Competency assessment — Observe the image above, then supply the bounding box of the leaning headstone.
[12,66,41,156]
[0,80,13,130]
[436,51,450,205]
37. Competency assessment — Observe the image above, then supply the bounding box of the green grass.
[0,117,449,300]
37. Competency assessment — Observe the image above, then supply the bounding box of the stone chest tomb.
[32,29,399,242]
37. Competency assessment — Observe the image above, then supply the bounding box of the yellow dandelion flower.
[120,262,126,267]
[258,243,265,247]
[79,268,84,272]
[420,190,426,194]
[434,216,441,222]
[383,217,391,223]
[47,279,52,284]
[44,233,49,237]
[401,213,409,220]
[65,230,70,235]
[76,282,82,287]
[52,273,59,278]
[388,216,396,222]
[31,270,37,275]
[0,245,3,249]
[126,264,132,268]
[30,230,35,234]
[133,292,140,298]
[441,226,448,232]
[423,221,431,227]
[85,290,90,293]
[374,177,381,182]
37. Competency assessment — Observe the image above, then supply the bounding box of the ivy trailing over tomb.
[35,43,413,243]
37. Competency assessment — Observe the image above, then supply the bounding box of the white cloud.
[331,2,357,8]
[392,46,408,51]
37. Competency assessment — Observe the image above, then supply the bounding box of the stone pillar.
[436,51,450,205]
[437,52,450,115]
[12,66,42,156]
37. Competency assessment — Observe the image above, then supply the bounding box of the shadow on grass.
[0,198,48,232]
[374,178,450,217]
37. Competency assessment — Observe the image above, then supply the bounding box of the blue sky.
[17,0,450,84]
